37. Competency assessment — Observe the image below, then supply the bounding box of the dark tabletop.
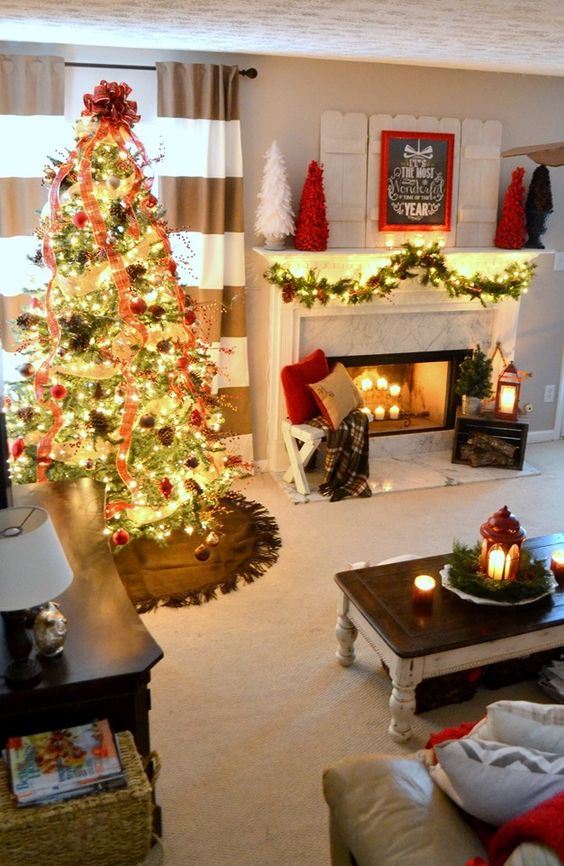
[0,479,163,702]
[335,533,564,658]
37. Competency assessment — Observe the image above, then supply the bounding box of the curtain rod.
[65,61,257,78]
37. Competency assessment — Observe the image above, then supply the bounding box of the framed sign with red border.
[379,130,455,232]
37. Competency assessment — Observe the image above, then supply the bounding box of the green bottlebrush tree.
[5,80,245,550]
[455,345,494,399]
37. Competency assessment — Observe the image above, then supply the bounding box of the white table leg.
[388,657,424,742]
[335,593,358,667]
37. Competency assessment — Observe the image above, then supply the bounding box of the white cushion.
[487,700,564,755]
[433,737,564,826]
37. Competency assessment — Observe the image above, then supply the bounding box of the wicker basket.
[0,731,153,866]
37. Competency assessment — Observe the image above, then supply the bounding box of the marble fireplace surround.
[260,249,534,473]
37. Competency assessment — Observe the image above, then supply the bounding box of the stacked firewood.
[460,431,517,468]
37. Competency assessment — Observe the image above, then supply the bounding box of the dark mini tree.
[455,346,493,399]
[294,160,329,251]
[525,165,553,249]
[495,166,526,249]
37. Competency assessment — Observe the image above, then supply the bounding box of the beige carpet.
[143,440,564,866]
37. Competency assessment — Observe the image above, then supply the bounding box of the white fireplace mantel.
[255,247,549,473]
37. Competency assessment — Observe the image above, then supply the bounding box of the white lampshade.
[0,507,74,611]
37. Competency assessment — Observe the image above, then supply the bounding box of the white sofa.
[323,753,559,866]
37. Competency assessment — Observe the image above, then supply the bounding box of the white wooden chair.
[281,418,326,495]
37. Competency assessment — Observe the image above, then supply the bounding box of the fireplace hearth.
[330,349,468,436]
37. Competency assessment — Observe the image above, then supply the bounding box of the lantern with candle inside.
[550,552,564,584]
[413,575,436,614]
[494,362,521,422]
[479,505,526,582]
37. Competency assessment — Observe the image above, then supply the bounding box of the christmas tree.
[5,80,243,549]
[494,166,526,249]
[455,346,493,399]
[294,160,329,251]
[255,141,294,249]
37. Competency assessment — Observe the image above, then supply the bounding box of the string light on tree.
[5,79,245,550]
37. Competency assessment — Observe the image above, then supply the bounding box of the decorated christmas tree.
[5,81,243,550]
[294,160,329,251]
[494,166,526,249]
[255,140,295,249]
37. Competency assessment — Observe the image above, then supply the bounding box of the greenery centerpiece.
[447,542,553,603]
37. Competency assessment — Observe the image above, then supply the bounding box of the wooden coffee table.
[334,533,564,742]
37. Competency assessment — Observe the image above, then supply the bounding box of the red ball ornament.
[149,304,165,319]
[112,528,130,546]
[50,384,67,400]
[177,356,190,370]
[190,409,203,427]
[72,211,88,229]
[194,544,211,562]
[144,195,158,209]
[130,297,147,315]
[184,310,197,326]
[11,437,25,460]
[160,477,173,499]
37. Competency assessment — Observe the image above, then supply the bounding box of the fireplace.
[329,349,469,436]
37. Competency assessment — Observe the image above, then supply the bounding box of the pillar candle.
[413,575,436,614]
[487,548,505,581]
[389,383,401,398]
[374,406,385,420]
[376,377,388,390]
[389,405,400,420]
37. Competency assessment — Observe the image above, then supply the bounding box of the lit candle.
[374,406,385,420]
[389,383,401,398]
[376,377,388,390]
[488,548,505,581]
[550,551,564,584]
[360,377,373,392]
[413,575,436,613]
[499,385,517,414]
[389,405,400,420]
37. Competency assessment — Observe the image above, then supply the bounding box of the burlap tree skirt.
[114,495,281,612]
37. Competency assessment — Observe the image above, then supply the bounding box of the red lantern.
[494,362,521,421]
[479,505,526,581]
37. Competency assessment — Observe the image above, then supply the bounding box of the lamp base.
[4,655,42,689]
[1,610,43,689]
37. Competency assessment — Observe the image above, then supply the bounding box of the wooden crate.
[451,413,528,470]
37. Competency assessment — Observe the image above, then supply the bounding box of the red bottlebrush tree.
[495,166,526,249]
[294,160,329,251]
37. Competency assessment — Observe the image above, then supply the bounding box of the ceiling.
[2,0,564,77]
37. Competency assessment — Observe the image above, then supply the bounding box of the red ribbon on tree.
[82,80,140,127]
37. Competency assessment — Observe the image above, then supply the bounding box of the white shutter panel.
[366,115,460,248]
[457,119,503,247]
[321,111,368,248]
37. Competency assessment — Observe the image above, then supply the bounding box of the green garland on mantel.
[264,242,535,309]
[448,541,552,603]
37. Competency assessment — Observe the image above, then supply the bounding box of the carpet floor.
[143,440,564,866]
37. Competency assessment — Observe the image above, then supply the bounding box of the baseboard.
[528,429,560,444]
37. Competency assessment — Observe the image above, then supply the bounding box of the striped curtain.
[0,54,65,366]
[156,62,253,462]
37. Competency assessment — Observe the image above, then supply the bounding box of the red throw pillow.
[281,349,329,424]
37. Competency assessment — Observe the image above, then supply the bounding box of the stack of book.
[539,659,564,703]
[5,719,126,807]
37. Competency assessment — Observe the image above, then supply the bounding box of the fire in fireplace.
[329,349,469,436]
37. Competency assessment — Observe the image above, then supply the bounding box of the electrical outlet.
[555,252,564,271]
[544,384,555,403]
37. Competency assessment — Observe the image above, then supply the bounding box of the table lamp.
[0,506,73,688]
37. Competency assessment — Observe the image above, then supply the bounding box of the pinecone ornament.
[126,263,146,281]
[17,406,35,423]
[157,425,175,446]
[93,382,105,400]
[89,410,109,434]
[184,478,203,495]
[156,339,171,354]
[110,201,127,222]
[16,312,40,329]
[70,330,91,351]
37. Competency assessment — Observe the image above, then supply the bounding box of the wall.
[2,41,564,459]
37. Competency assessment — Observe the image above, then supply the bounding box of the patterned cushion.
[280,349,329,424]
[488,701,564,755]
[432,738,564,826]
[307,362,363,429]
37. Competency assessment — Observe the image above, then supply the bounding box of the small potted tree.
[455,346,493,415]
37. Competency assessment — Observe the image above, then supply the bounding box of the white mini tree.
[255,141,295,249]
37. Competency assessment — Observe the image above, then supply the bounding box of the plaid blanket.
[310,409,372,501]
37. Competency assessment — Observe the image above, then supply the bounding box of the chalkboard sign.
[379,131,454,232]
